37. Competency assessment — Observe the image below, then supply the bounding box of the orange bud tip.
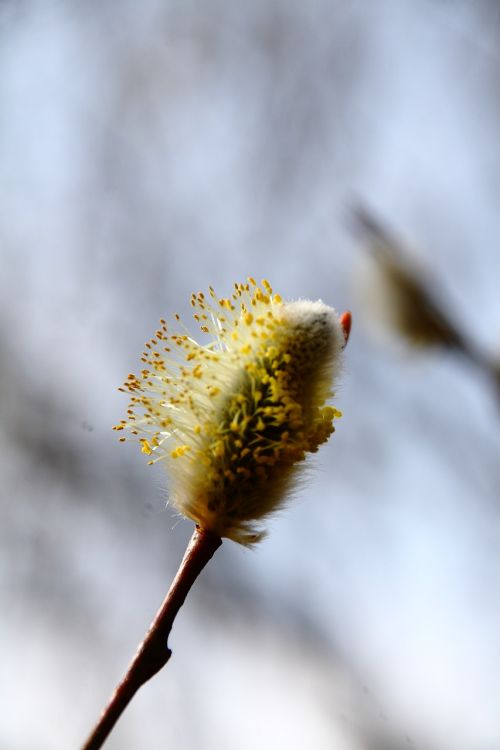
[339,311,352,347]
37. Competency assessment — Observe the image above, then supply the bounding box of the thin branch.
[81,526,222,750]
[457,339,500,406]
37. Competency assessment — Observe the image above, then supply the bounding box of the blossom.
[114,279,346,545]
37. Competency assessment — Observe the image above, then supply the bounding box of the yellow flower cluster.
[114,278,345,545]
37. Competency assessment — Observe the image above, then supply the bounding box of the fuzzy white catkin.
[115,279,345,545]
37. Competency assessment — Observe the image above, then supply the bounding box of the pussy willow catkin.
[114,279,345,545]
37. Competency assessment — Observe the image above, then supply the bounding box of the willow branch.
[452,337,500,406]
[81,526,222,750]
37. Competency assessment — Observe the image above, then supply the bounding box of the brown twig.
[81,526,222,750]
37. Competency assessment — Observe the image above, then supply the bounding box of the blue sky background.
[1,1,500,748]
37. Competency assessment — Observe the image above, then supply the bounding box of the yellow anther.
[212,441,225,458]
[171,445,190,458]
[323,406,342,420]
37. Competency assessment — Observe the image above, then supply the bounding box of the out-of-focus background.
[2,1,500,748]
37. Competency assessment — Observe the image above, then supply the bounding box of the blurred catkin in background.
[352,204,500,405]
